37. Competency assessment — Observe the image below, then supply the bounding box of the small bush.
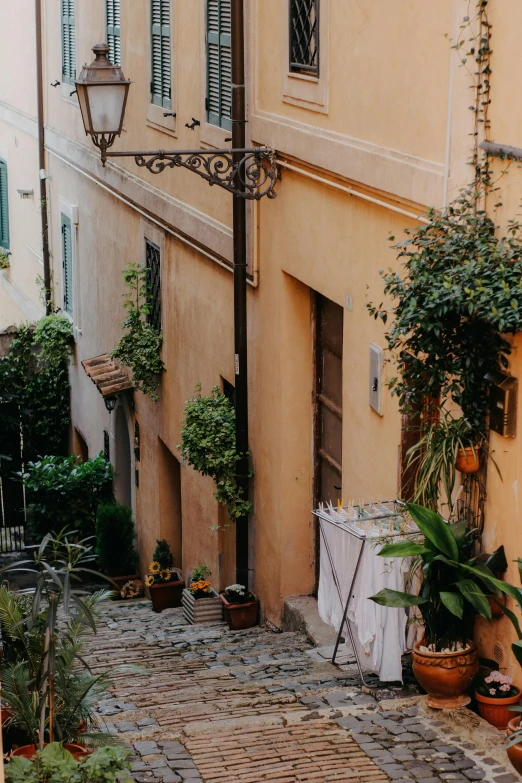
[152,538,174,570]
[96,502,139,576]
[23,453,113,539]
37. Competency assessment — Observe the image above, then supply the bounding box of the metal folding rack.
[312,499,416,690]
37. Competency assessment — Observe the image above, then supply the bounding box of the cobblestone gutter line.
[84,600,521,783]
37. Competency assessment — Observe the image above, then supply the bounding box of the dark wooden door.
[315,294,343,505]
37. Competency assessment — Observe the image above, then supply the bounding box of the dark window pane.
[145,240,161,332]
[290,0,319,75]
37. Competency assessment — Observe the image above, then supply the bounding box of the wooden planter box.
[221,594,259,630]
[182,588,223,624]
[149,571,184,613]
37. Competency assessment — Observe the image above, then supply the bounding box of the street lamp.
[76,43,131,163]
[76,27,277,587]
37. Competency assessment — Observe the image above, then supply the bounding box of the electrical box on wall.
[485,371,518,437]
[369,343,384,416]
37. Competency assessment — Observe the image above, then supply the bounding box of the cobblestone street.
[84,600,520,783]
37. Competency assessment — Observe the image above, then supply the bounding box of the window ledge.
[146,104,177,137]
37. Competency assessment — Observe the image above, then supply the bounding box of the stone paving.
[84,599,520,783]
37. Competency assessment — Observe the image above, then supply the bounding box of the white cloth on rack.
[317,520,410,682]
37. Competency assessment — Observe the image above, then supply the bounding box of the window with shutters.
[145,240,161,332]
[290,0,319,75]
[206,0,232,131]
[61,0,76,84]
[151,0,171,109]
[61,214,73,318]
[0,160,9,251]
[107,0,121,66]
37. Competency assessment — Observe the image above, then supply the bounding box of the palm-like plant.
[370,503,517,650]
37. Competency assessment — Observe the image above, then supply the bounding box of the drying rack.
[312,499,417,690]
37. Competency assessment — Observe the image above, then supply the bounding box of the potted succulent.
[370,503,514,709]
[182,565,222,624]
[145,539,184,612]
[475,671,520,730]
[6,742,132,781]
[95,502,140,591]
[220,584,259,630]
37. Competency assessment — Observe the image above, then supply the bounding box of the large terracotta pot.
[476,689,521,730]
[506,716,522,775]
[456,447,480,474]
[412,641,478,709]
[149,577,184,612]
[220,594,259,630]
[487,594,507,619]
[11,743,89,760]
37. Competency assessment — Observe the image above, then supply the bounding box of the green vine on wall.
[111,262,163,401]
[179,385,253,524]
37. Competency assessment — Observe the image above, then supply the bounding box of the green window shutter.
[206,0,232,131]
[61,215,73,317]
[107,0,121,66]
[61,0,76,84]
[0,160,9,251]
[151,0,171,109]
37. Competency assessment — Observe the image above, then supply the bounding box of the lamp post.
[76,29,276,587]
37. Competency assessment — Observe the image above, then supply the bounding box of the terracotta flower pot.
[476,689,521,730]
[149,575,184,613]
[109,573,141,591]
[506,716,522,775]
[11,743,89,760]
[456,447,480,474]
[488,593,507,619]
[412,641,479,709]
[220,594,259,630]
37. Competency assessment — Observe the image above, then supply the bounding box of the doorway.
[314,293,343,584]
[158,439,183,567]
[114,406,132,507]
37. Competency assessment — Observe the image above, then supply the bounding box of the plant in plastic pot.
[475,671,520,730]
[220,584,259,631]
[370,503,515,709]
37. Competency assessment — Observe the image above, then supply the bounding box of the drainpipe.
[35,0,51,314]
[231,0,249,588]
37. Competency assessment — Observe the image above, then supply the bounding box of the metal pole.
[231,0,249,587]
[35,0,51,314]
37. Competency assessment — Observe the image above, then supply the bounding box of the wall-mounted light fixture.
[104,395,117,413]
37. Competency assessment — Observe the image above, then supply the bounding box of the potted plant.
[119,578,144,600]
[6,742,132,781]
[182,566,222,624]
[475,671,520,729]
[95,502,140,591]
[370,503,514,709]
[220,584,259,630]
[144,539,184,612]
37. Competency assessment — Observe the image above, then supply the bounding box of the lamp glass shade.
[79,82,128,135]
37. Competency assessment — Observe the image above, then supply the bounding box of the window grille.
[151,0,171,109]
[103,430,110,462]
[61,0,76,84]
[206,0,232,131]
[107,0,121,65]
[145,240,161,332]
[0,160,9,250]
[289,0,319,75]
[61,214,73,317]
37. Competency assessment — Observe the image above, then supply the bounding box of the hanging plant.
[179,384,253,522]
[111,262,163,401]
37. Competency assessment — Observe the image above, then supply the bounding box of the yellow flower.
[160,569,171,582]
[149,561,161,573]
[145,575,154,588]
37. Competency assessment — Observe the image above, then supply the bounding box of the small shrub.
[96,502,139,576]
[152,539,174,570]
[23,453,113,539]
[5,742,132,783]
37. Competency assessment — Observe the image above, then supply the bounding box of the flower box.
[220,594,259,630]
[182,588,222,624]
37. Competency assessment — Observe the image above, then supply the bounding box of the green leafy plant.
[111,262,163,400]
[34,315,74,368]
[180,385,253,522]
[370,503,517,650]
[6,742,132,783]
[22,453,113,539]
[95,502,139,577]
[191,564,211,582]
[0,249,11,269]
[152,539,175,570]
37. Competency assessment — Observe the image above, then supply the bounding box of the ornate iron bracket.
[104,145,278,200]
